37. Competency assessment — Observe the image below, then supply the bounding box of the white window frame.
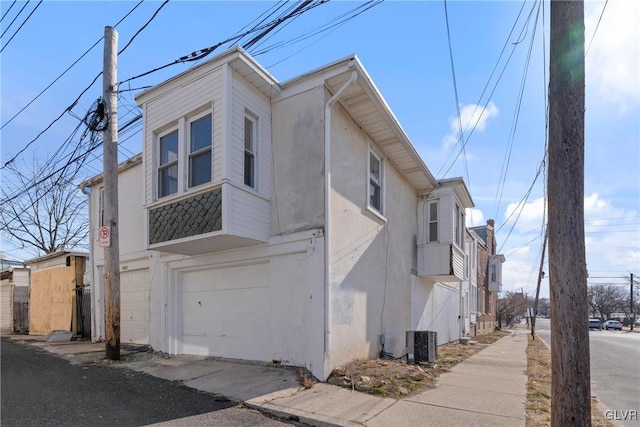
[187,111,213,189]
[243,111,258,189]
[454,203,465,248]
[154,105,213,201]
[367,148,384,215]
[157,127,179,199]
[428,200,438,243]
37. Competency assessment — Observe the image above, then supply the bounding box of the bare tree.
[587,284,626,320]
[0,157,88,258]
[496,291,528,328]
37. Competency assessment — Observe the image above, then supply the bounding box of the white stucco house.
[81,46,476,381]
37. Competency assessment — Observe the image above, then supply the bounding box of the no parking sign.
[99,226,111,247]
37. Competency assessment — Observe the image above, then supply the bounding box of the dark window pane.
[190,151,211,187]
[429,222,438,242]
[429,201,438,221]
[244,117,254,151]
[370,181,380,211]
[159,164,178,197]
[191,115,212,152]
[160,130,178,165]
[369,153,380,183]
[244,151,254,187]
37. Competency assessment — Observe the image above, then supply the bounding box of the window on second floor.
[158,129,179,198]
[428,201,438,242]
[244,113,257,188]
[98,187,105,227]
[368,151,383,213]
[188,114,212,188]
[156,108,212,200]
[454,203,465,247]
[490,264,497,282]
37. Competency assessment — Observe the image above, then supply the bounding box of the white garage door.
[121,269,150,344]
[180,263,271,361]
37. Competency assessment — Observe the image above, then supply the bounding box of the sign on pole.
[99,226,111,247]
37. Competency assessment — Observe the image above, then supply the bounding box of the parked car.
[588,319,602,330]
[604,320,622,331]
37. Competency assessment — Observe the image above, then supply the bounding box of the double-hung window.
[158,130,179,198]
[454,203,465,247]
[244,114,257,188]
[428,201,438,242]
[188,113,212,188]
[369,151,382,213]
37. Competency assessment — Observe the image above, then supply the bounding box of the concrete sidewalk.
[6,327,528,426]
[248,327,528,426]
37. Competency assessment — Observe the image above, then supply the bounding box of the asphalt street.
[535,318,640,427]
[1,338,293,427]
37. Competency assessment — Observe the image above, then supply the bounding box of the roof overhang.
[135,46,280,106]
[433,177,475,208]
[79,153,143,189]
[25,250,89,265]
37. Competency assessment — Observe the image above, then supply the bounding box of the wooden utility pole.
[103,26,121,360]
[631,273,635,331]
[548,1,589,425]
[531,228,548,340]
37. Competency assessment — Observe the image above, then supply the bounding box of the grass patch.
[526,333,613,427]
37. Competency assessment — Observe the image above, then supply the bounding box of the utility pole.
[103,26,120,360]
[531,228,548,340]
[631,273,635,331]
[548,1,589,426]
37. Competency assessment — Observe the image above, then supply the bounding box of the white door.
[180,263,271,361]
[120,269,150,344]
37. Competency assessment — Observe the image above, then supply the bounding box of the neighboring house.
[80,154,151,345]
[462,229,480,337]
[0,266,30,333]
[25,251,88,336]
[85,46,475,381]
[470,219,506,334]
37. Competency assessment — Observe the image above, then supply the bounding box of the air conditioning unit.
[406,330,437,363]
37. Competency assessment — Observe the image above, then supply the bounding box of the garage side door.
[181,263,271,361]
[121,269,150,344]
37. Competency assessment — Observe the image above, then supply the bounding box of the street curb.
[245,401,364,427]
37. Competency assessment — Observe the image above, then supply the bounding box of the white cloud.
[466,208,485,227]
[443,102,499,147]
[585,0,640,115]
[503,197,546,234]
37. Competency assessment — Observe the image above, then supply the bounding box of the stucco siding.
[270,86,325,235]
[328,101,418,370]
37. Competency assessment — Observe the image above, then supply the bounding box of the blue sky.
[1,0,638,298]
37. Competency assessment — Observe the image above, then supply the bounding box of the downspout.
[81,186,97,341]
[323,69,357,373]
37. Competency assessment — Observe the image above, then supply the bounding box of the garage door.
[121,269,150,344]
[181,263,271,361]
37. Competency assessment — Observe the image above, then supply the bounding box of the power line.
[0,0,30,40]
[0,0,42,53]
[442,0,471,189]
[0,0,144,131]
[585,0,608,57]
[118,0,169,55]
[0,0,17,23]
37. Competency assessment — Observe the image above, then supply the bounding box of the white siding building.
[83,47,476,381]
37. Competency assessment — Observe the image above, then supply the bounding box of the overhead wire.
[0,0,30,40]
[0,0,17,23]
[442,0,471,190]
[0,0,42,53]
[434,0,535,180]
[1,0,144,131]
[493,0,542,219]
[586,0,608,57]
[2,0,162,170]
